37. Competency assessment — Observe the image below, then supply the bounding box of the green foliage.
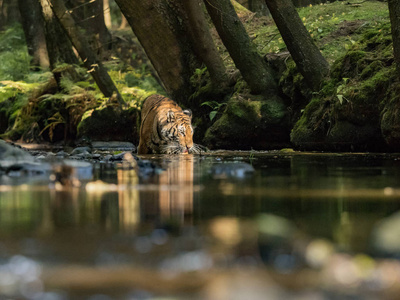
[190,67,208,86]
[39,112,65,141]
[0,25,31,80]
[201,101,227,121]
[336,78,349,105]
[109,68,164,109]
[0,82,35,135]
[249,0,389,64]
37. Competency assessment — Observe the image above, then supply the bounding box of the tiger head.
[159,109,196,154]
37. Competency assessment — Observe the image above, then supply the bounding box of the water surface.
[1,151,400,299]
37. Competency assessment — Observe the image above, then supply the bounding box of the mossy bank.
[291,22,398,151]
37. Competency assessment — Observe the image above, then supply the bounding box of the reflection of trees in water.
[0,156,197,235]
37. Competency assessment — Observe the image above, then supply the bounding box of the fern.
[40,112,65,141]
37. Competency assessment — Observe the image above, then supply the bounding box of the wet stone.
[5,162,51,178]
[76,151,92,159]
[103,155,113,162]
[70,146,91,156]
[110,152,130,161]
[56,150,69,158]
[0,140,34,168]
[91,141,136,152]
[92,153,102,160]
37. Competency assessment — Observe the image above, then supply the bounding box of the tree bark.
[48,0,124,104]
[39,0,79,70]
[182,0,229,90]
[17,0,49,69]
[114,0,201,106]
[265,0,330,91]
[204,0,277,94]
[388,0,400,77]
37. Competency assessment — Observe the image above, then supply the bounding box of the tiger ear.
[166,110,175,123]
[183,109,192,118]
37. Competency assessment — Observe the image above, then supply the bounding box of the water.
[1,151,400,299]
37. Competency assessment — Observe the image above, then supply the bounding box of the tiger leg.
[137,141,149,154]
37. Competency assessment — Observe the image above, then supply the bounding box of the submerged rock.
[137,159,164,178]
[209,162,255,179]
[370,211,400,258]
[5,162,51,177]
[257,214,305,272]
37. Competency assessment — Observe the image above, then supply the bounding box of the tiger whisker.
[160,144,181,154]
[189,143,207,154]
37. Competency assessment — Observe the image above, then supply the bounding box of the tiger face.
[159,109,194,154]
[138,95,205,155]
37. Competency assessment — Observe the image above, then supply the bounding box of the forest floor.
[0,0,391,149]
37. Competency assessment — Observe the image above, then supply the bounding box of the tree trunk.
[66,0,112,59]
[18,0,49,70]
[103,0,112,28]
[39,0,79,70]
[204,0,277,94]
[265,0,330,91]
[182,0,229,90]
[114,0,201,106]
[249,0,270,16]
[388,0,400,77]
[48,0,124,104]
[0,0,20,30]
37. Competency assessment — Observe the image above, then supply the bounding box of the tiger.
[137,94,203,154]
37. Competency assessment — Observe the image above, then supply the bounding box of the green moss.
[331,50,367,80]
[204,95,289,149]
[291,17,396,151]
[360,60,385,79]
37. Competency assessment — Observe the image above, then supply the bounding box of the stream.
[1,145,400,299]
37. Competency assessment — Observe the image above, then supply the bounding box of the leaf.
[201,101,219,108]
[209,111,217,121]
[337,94,344,104]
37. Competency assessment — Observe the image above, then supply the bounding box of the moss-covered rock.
[203,95,289,150]
[291,23,397,151]
[77,106,139,143]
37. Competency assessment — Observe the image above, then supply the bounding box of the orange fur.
[138,95,195,154]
